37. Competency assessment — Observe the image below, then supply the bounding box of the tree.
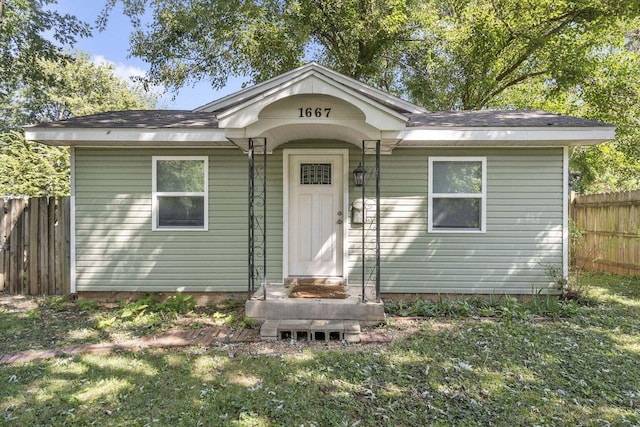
[0,53,156,197]
[494,48,640,193]
[99,0,411,92]
[100,0,640,193]
[0,0,91,127]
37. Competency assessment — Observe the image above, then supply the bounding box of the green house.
[25,63,614,306]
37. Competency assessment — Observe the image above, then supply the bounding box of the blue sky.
[54,0,244,110]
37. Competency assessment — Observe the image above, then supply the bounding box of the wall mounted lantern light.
[353,163,366,187]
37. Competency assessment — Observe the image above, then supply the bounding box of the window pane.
[300,163,332,185]
[433,198,481,229]
[433,161,482,194]
[157,160,205,192]
[158,196,205,227]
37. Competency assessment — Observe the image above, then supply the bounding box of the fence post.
[0,199,6,292]
[28,198,39,295]
[47,197,56,295]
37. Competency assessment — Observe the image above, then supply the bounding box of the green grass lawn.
[1,272,639,426]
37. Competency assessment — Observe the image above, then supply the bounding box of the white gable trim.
[217,72,409,129]
[196,62,426,115]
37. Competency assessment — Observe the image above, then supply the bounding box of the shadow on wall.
[348,194,563,295]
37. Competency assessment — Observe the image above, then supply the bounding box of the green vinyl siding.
[75,145,563,295]
[75,148,253,291]
[351,147,564,294]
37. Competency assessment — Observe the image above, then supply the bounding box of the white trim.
[428,156,487,233]
[152,156,209,231]
[70,147,77,294]
[72,145,238,149]
[24,128,229,145]
[401,127,614,146]
[282,149,349,281]
[217,72,409,128]
[562,146,569,280]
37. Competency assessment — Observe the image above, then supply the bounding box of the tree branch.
[494,9,590,83]
[479,69,549,107]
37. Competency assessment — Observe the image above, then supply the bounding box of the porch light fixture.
[353,163,366,187]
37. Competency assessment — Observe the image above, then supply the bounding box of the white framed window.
[152,156,208,231]
[428,157,486,233]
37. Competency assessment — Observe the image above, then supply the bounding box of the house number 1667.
[298,107,331,118]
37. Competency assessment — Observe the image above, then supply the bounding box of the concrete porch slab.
[245,284,385,324]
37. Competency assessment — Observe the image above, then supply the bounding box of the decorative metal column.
[248,138,267,299]
[361,140,381,302]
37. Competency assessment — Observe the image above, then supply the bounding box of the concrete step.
[260,320,361,343]
[245,284,385,324]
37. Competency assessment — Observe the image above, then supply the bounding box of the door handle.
[337,219,343,224]
[337,211,343,216]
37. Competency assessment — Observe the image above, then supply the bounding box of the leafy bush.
[240,316,257,329]
[386,293,582,320]
[159,294,196,314]
[76,299,98,312]
[39,296,70,311]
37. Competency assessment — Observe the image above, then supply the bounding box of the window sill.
[428,229,486,234]
[152,227,208,232]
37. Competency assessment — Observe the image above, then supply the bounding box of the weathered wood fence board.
[570,190,640,275]
[0,197,70,295]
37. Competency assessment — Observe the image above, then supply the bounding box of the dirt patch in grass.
[0,295,39,313]
[0,295,245,354]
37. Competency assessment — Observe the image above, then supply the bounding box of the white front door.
[287,152,344,277]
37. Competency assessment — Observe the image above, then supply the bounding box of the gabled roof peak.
[194,62,427,115]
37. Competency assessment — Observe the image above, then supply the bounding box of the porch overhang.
[224,123,402,153]
[214,71,409,153]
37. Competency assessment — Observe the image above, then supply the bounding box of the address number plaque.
[298,107,332,118]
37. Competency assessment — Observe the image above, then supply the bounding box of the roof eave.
[399,126,615,147]
[24,127,230,146]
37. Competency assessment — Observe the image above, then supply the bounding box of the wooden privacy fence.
[0,197,71,295]
[570,190,640,275]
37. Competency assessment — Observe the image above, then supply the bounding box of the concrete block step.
[260,320,361,343]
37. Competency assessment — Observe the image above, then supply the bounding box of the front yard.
[1,272,639,426]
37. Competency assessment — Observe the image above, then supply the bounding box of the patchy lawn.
[1,272,639,426]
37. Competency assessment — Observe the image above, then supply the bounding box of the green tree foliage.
[99,0,411,91]
[0,0,91,126]
[0,131,70,196]
[402,0,640,110]
[493,40,640,192]
[0,53,156,197]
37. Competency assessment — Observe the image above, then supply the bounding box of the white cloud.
[91,55,168,105]
[92,55,147,81]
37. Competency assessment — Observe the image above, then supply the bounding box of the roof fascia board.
[401,127,615,144]
[25,128,229,145]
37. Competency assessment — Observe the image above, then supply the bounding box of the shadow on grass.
[2,322,639,424]
[1,273,639,425]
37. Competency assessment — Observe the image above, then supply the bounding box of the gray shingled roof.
[27,110,219,129]
[406,110,610,127]
[27,108,611,129]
